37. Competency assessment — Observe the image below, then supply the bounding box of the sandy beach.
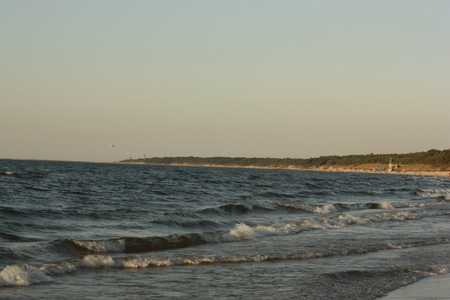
[323,169,450,178]
[380,273,450,299]
[122,161,450,178]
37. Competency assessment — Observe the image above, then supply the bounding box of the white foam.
[44,263,77,274]
[314,204,337,214]
[380,202,394,209]
[226,207,445,246]
[81,255,115,268]
[227,223,296,241]
[121,257,172,268]
[386,243,402,250]
[224,256,249,263]
[417,189,450,200]
[320,217,346,229]
[432,265,449,275]
[0,266,30,286]
[72,239,126,252]
[388,211,417,221]
[229,223,256,240]
[179,257,215,265]
[0,265,51,287]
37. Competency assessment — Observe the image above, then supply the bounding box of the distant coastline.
[121,162,449,177]
[121,149,450,176]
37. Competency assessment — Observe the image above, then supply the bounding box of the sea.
[0,160,449,299]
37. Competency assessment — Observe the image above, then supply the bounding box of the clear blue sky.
[1,1,449,162]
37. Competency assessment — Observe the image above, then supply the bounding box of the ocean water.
[0,160,449,299]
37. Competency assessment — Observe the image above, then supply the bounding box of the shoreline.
[2,158,448,177]
[119,162,450,177]
[380,273,450,299]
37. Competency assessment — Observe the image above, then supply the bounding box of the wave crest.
[0,265,51,287]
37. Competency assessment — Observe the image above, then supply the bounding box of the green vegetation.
[122,149,450,171]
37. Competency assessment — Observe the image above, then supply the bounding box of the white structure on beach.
[388,158,402,172]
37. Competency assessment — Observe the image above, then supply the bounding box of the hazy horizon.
[2,147,448,164]
[2,1,449,162]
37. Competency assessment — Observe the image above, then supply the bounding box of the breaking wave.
[197,201,399,218]
[416,188,450,200]
[48,205,450,257]
[2,238,448,287]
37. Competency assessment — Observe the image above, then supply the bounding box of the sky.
[1,1,449,162]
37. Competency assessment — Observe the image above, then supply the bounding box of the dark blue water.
[1,160,449,299]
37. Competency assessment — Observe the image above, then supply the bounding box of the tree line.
[122,149,450,170]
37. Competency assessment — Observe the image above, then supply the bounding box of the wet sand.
[380,273,450,299]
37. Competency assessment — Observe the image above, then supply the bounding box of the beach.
[381,273,450,299]
[122,161,450,178]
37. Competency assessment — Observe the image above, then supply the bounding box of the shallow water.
[1,160,449,299]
